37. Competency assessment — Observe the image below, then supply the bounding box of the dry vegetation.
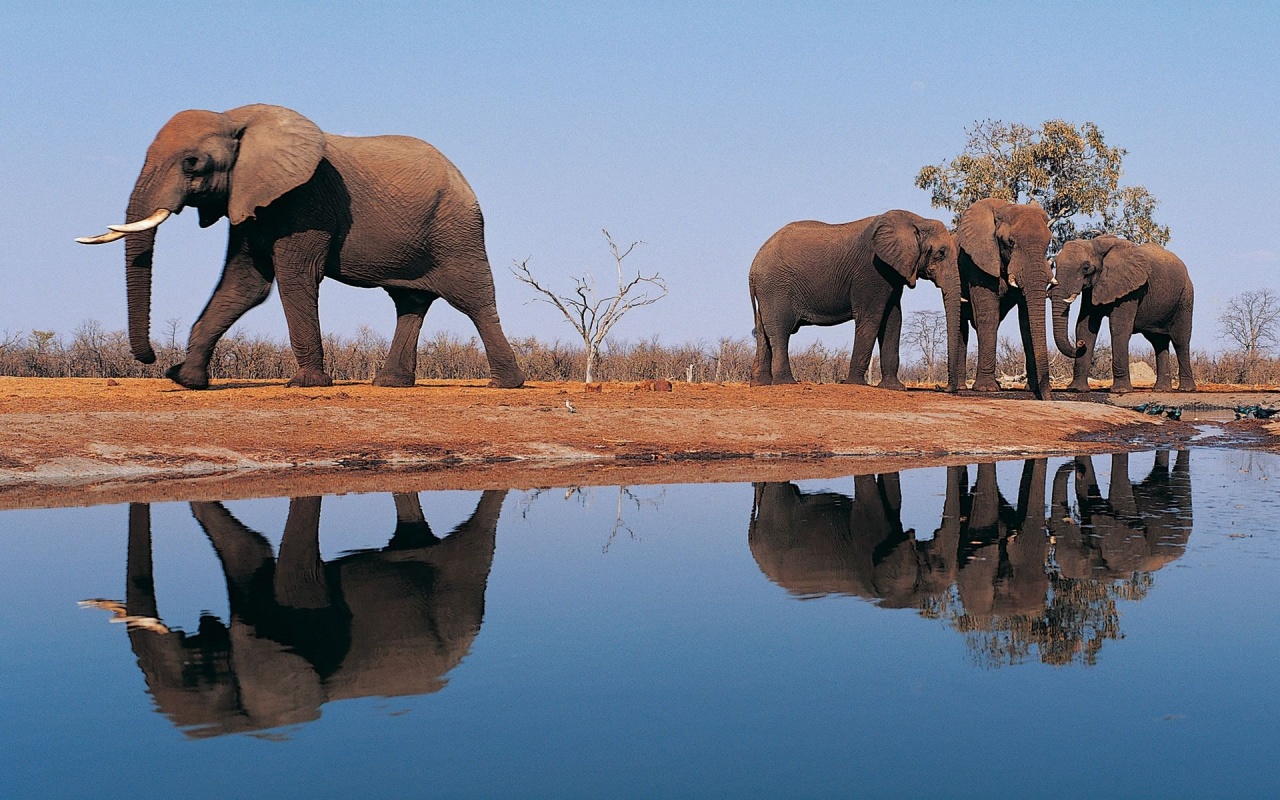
[3,322,1278,387]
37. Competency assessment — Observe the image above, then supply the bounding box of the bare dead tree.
[1220,288,1280,382]
[511,229,668,383]
[904,310,948,384]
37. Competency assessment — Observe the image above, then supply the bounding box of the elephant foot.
[287,368,334,388]
[373,372,416,388]
[165,362,209,390]
[876,378,906,391]
[488,369,527,389]
[971,380,1001,392]
[1109,383,1133,395]
[1067,381,1092,393]
[1176,381,1198,393]
[1153,381,1174,392]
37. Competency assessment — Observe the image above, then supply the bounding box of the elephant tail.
[749,276,767,350]
[748,273,775,386]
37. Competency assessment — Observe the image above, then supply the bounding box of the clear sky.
[2,1,1276,357]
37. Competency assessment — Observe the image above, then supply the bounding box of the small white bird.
[565,399,577,413]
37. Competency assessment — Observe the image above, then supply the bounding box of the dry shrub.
[3,321,1278,387]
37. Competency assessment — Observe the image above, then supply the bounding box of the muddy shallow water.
[1,447,1277,798]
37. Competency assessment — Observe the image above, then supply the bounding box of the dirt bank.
[1,377,1273,509]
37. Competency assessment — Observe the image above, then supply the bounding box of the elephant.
[748,209,962,389]
[96,490,504,737]
[1047,450,1192,579]
[1050,235,1196,393]
[747,460,1047,615]
[954,198,1056,399]
[77,104,526,390]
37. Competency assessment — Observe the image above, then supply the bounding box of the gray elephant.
[955,199,1055,399]
[105,491,504,737]
[78,104,525,390]
[748,210,961,389]
[1050,235,1196,393]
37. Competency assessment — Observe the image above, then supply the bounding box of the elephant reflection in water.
[750,452,1192,666]
[1049,450,1192,579]
[750,462,1046,614]
[110,490,504,737]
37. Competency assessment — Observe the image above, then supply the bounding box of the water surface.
[1,448,1277,798]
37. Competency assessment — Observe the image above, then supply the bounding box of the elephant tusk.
[1065,293,1078,304]
[960,296,969,303]
[75,230,127,245]
[108,208,172,233]
[1048,277,1058,287]
[1008,276,1019,289]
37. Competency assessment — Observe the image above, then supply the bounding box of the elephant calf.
[748,210,962,388]
[79,104,526,390]
[1051,235,1196,393]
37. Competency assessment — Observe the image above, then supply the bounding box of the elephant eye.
[181,156,200,175]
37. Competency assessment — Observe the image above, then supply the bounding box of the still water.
[1,448,1277,798]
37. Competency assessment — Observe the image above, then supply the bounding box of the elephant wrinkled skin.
[749,210,962,389]
[78,104,525,390]
[955,199,1055,399]
[1051,235,1196,393]
[109,491,504,738]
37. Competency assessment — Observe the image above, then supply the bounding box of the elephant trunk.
[123,168,180,365]
[938,277,965,392]
[1025,286,1052,400]
[1051,294,1087,358]
[124,195,158,364]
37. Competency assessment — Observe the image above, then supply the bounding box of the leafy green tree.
[915,119,1170,253]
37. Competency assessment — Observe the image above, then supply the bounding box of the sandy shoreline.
[1,377,1275,509]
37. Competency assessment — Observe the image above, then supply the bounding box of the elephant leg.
[1172,312,1197,391]
[275,497,329,609]
[388,492,439,549]
[169,231,273,389]
[1147,333,1174,391]
[427,251,526,388]
[1069,311,1102,392]
[1107,303,1138,394]
[190,501,277,614]
[276,231,334,388]
[846,316,880,385]
[374,288,437,387]
[875,294,905,390]
[758,309,798,384]
[968,287,1001,391]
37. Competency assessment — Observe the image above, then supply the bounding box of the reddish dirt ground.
[1,377,1276,510]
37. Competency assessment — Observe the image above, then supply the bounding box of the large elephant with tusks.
[78,104,525,390]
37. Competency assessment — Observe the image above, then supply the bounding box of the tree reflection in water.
[750,451,1192,667]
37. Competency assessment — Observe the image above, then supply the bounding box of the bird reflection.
[94,490,505,738]
[749,451,1192,667]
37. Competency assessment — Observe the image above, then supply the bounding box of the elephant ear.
[871,211,922,283]
[224,104,326,225]
[1093,242,1152,305]
[956,199,1003,278]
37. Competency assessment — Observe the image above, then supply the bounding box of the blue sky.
[2,1,1276,357]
